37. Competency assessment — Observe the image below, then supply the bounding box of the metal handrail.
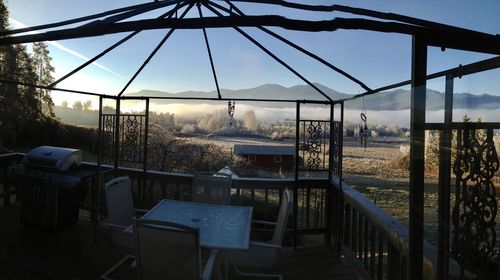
[331,176,470,279]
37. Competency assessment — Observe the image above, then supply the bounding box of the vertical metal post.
[328,103,334,181]
[325,102,334,246]
[143,98,149,171]
[114,98,121,169]
[94,96,104,240]
[142,98,150,207]
[339,101,344,184]
[294,101,300,248]
[143,98,150,172]
[437,75,453,279]
[97,96,103,167]
[338,101,345,254]
[409,35,427,280]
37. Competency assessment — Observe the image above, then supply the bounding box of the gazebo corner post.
[114,97,121,170]
[97,96,103,168]
[437,74,454,279]
[325,101,334,247]
[294,101,301,249]
[338,101,345,253]
[409,35,427,280]
[142,98,150,208]
[92,95,104,241]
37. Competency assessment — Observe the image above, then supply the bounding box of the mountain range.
[128,83,500,111]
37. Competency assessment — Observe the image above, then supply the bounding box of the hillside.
[127,83,500,110]
[55,84,500,127]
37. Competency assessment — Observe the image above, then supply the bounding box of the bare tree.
[83,100,92,111]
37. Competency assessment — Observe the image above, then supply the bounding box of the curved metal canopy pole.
[218,0,335,12]
[118,2,195,97]
[50,1,187,88]
[203,2,332,102]
[226,0,493,38]
[2,16,499,56]
[0,79,108,97]
[339,55,500,103]
[0,0,181,37]
[197,3,222,99]
[211,0,372,93]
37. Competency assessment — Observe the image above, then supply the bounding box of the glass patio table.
[127,199,253,250]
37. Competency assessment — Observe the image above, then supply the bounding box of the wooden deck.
[0,204,357,280]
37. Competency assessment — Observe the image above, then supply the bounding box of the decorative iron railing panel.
[298,120,331,173]
[101,114,115,164]
[101,113,147,166]
[452,128,499,278]
[119,114,145,164]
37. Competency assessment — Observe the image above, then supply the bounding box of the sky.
[6,0,500,110]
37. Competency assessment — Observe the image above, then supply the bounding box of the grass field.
[342,137,500,246]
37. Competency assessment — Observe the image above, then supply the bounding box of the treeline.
[0,1,97,153]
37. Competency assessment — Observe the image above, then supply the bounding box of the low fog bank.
[345,108,500,127]
[150,102,500,127]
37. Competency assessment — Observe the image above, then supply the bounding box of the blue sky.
[7,0,500,105]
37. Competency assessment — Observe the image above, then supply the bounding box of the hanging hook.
[360,95,368,149]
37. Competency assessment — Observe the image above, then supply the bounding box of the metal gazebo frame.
[1,1,499,279]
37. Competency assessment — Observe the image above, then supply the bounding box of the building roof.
[234,144,295,156]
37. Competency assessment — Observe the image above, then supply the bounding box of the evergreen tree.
[15,44,40,122]
[32,42,55,117]
[0,0,56,149]
[0,0,19,147]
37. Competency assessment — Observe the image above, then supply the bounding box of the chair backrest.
[270,188,292,245]
[134,219,201,280]
[104,176,135,227]
[192,172,232,205]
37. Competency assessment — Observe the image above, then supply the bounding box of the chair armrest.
[249,241,282,249]
[133,208,148,216]
[201,249,219,280]
[252,220,277,227]
[107,223,128,230]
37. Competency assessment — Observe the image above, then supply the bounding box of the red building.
[234,144,295,171]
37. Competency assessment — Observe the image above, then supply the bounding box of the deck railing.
[0,153,23,206]
[0,152,469,278]
[331,176,468,280]
[0,153,329,235]
[95,165,329,235]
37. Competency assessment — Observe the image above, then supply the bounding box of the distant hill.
[53,84,500,127]
[127,83,500,110]
[127,83,349,109]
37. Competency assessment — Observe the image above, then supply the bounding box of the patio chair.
[134,218,220,280]
[225,188,292,280]
[192,172,232,205]
[101,176,147,280]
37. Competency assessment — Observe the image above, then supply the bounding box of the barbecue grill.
[12,146,97,228]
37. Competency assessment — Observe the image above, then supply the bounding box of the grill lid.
[23,146,82,171]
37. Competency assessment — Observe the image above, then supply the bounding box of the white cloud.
[9,18,121,77]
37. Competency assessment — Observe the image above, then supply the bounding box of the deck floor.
[0,204,357,280]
